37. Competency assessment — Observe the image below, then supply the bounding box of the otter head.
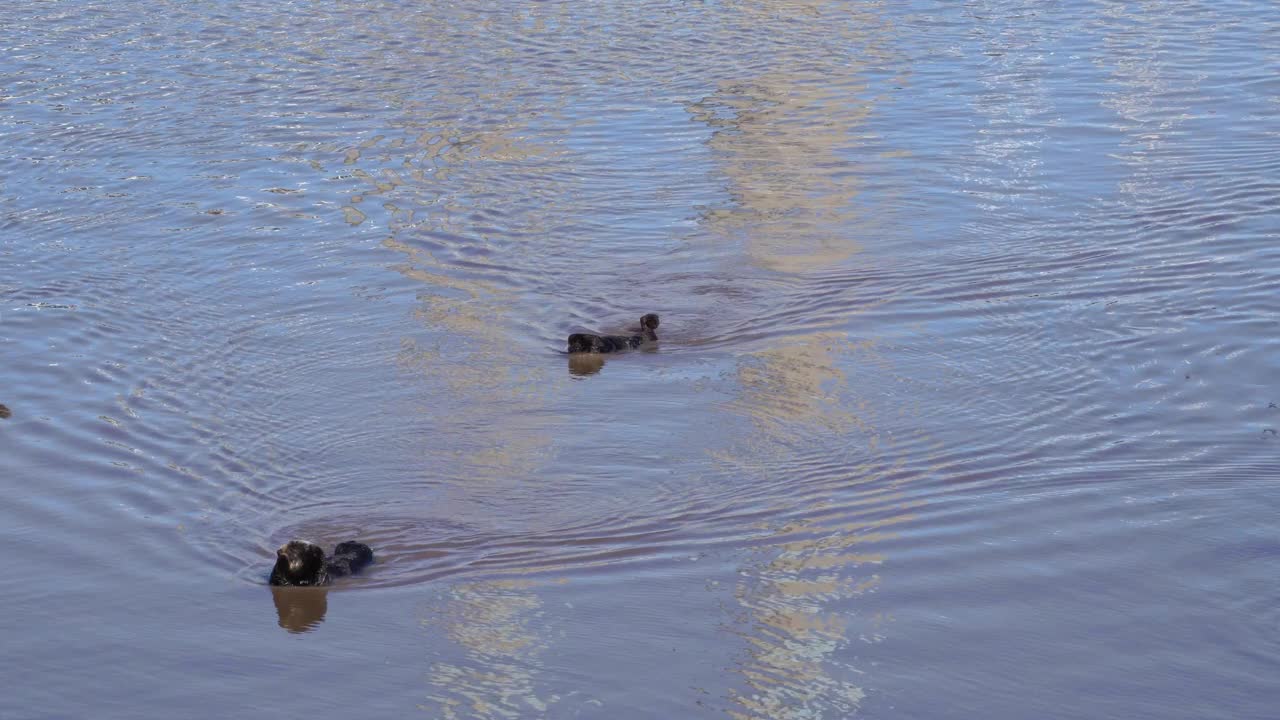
[272,540,328,586]
[567,333,598,353]
[640,314,659,331]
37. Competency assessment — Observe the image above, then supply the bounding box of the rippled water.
[3,1,1278,717]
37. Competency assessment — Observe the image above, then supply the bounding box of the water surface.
[2,1,1278,718]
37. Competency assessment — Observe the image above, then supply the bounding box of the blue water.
[2,1,1277,718]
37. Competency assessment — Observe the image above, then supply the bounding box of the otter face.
[640,314,659,331]
[567,333,601,353]
[271,540,328,586]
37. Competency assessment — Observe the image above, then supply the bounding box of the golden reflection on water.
[708,333,909,718]
[689,77,869,274]
[732,334,876,441]
[327,6,581,488]
[700,93,895,712]
[688,2,915,714]
[719,433,922,719]
[728,521,893,719]
[371,138,559,484]
[361,71,569,690]
[689,1,901,274]
[420,580,558,719]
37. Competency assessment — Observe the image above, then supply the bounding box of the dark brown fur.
[268,539,374,586]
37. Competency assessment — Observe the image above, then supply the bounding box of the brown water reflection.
[272,586,330,634]
[566,353,606,377]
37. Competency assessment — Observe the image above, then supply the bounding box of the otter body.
[567,313,659,354]
[269,539,374,587]
[566,333,646,353]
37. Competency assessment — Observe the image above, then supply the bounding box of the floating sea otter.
[567,313,659,353]
[268,540,374,586]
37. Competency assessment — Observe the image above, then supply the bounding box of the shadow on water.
[271,587,329,634]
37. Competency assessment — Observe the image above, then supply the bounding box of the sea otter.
[567,313,659,353]
[268,539,374,586]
